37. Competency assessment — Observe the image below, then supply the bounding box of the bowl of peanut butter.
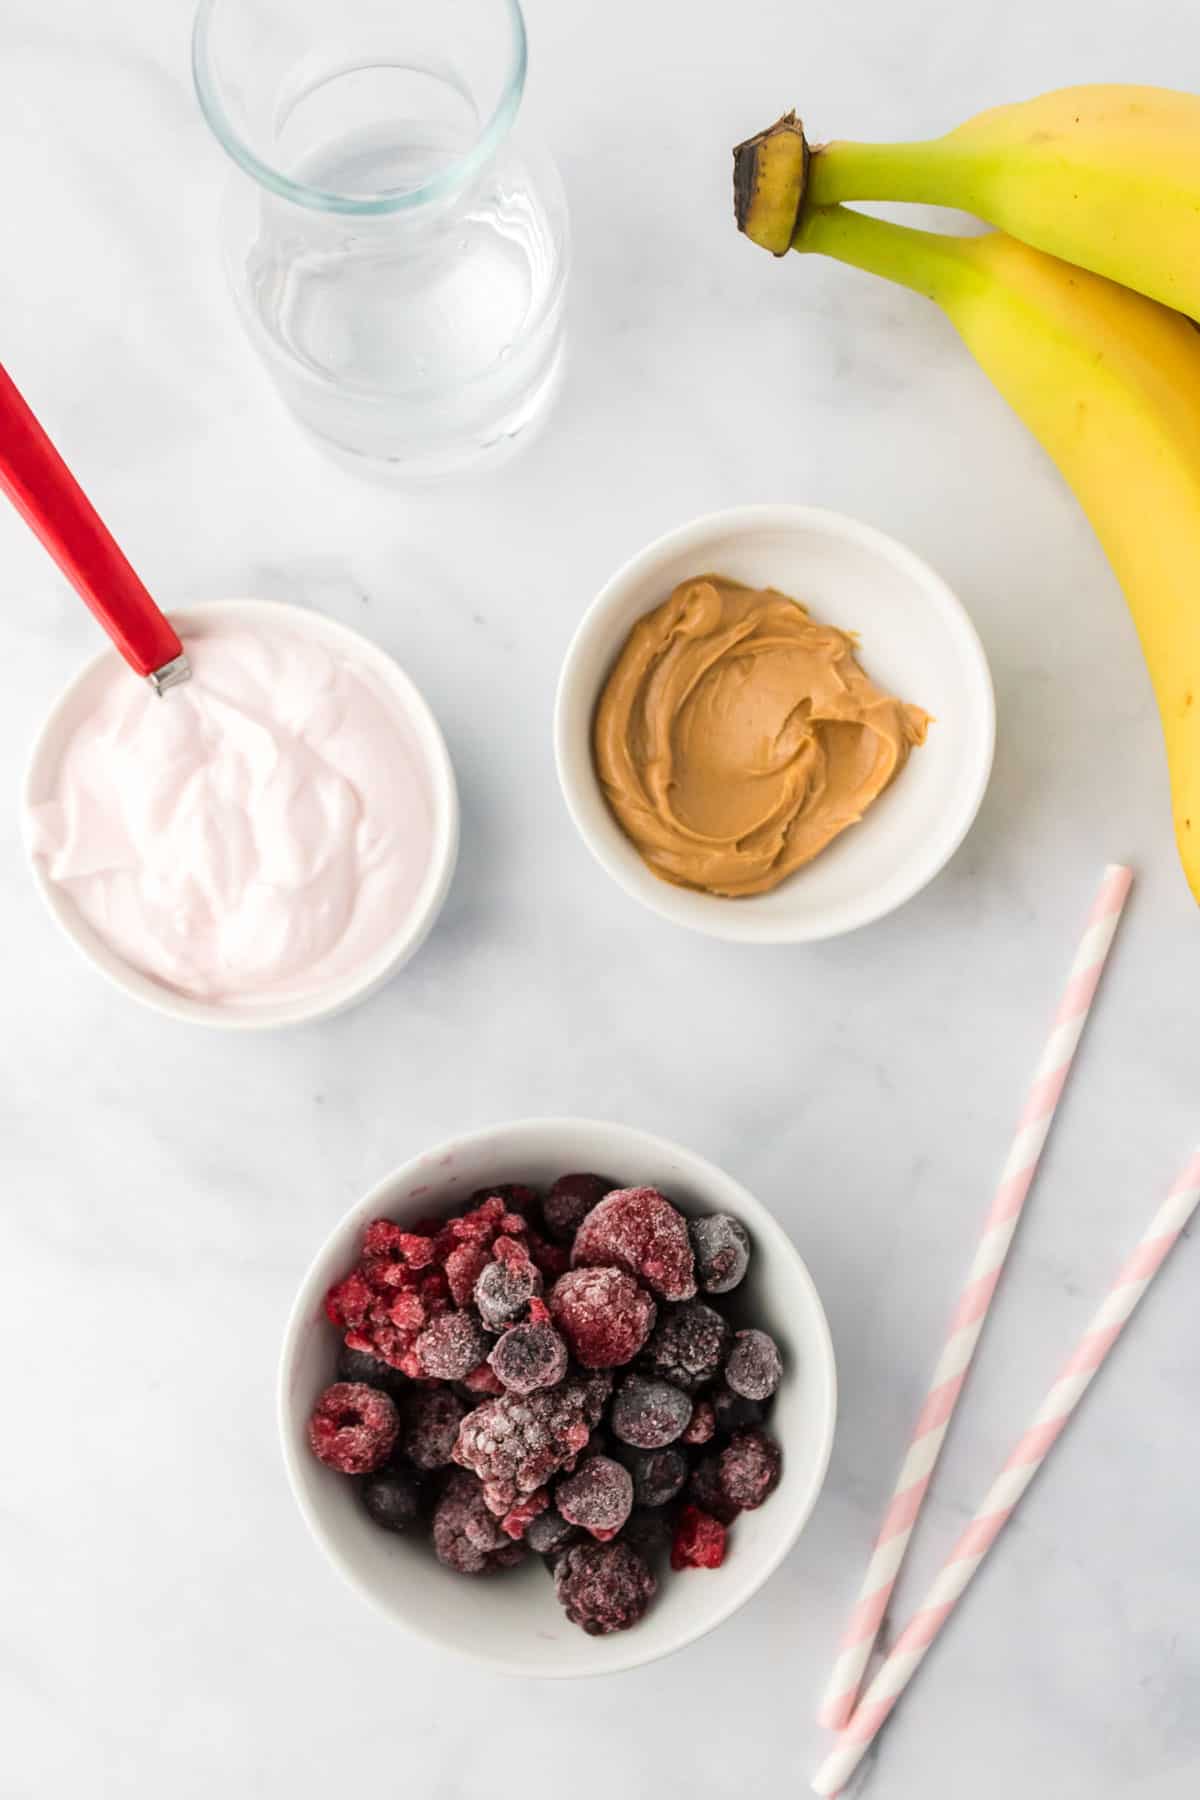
[554,505,994,942]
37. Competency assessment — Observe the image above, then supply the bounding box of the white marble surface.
[3,2,1199,1795]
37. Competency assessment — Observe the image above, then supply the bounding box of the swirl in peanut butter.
[593,576,929,897]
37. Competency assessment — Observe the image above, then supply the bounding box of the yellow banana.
[734,87,1200,317]
[772,205,1200,901]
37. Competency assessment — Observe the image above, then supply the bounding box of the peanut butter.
[593,576,929,897]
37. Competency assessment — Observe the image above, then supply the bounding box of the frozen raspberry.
[610,1374,693,1449]
[415,1311,491,1382]
[543,1172,612,1244]
[452,1378,594,1511]
[719,1428,782,1510]
[621,1506,671,1562]
[686,1455,740,1525]
[361,1464,423,1533]
[444,1240,493,1310]
[336,1343,411,1399]
[548,1267,656,1369]
[525,1507,580,1558]
[402,1387,466,1470]
[499,1487,550,1540]
[711,1382,764,1434]
[725,1328,783,1401]
[681,1399,716,1446]
[474,1243,543,1331]
[571,1186,696,1301]
[671,1504,727,1570]
[433,1471,523,1576]
[470,1183,539,1216]
[307,1383,399,1476]
[556,1456,634,1541]
[460,1360,506,1396]
[361,1219,438,1281]
[641,1300,731,1392]
[488,1321,568,1394]
[688,1214,751,1294]
[554,1540,656,1635]
[628,1447,688,1508]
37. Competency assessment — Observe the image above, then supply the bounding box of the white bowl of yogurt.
[24,600,459,1028]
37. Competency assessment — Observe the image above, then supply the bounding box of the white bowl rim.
[554,502,996,944]
[22,597,460,1030]
[277,1115,838,1678]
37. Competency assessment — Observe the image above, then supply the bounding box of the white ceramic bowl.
[279,1117,837,1677]
[23,599,459,1029]
[555,505,995,942]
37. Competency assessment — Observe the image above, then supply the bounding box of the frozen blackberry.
[641,1300,731,1392]
[571,1186,696,1301]
[307,1382,399,1476]
[401,1387,466,1470]
[335,1343,411,1399]
[671,1504,727,1570]
[719,1428,782,1510]
[361,1464,423,1533]
[525,1507,581,1558]
[620,1506,672,1562]
[474,1244,543,1331]
[548,1267,657,1369]
[686,1454,740,1525]
[724,1328,783,1401]
[488,1321,569,1394]
[452,1378,595,1511]
[611,1374,693,1449]
[711,1382,764,1435]
[542,1173,612,1244]
[681,1398,716,1446]
[688,1214,751,1294]
[556,1456,634,1541]
[628,1447,688,1508]
[554,1540,656,1635]
[432,1471,522,1576]
[415,1311,491,1382]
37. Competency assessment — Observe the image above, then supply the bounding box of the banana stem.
[791,204,980,307]
[808,137,972,209]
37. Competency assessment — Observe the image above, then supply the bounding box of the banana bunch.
[733,89,1200,903]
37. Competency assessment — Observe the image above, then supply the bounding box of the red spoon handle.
[0,362,183,677]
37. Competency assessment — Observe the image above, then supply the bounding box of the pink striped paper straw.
[813,1145,1200,1797]
[818,863,1132,1732]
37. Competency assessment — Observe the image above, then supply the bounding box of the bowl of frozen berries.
[280,1118,836,1676]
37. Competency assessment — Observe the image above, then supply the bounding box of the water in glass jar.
[235,72,567,471]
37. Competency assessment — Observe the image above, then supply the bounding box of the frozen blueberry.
[719,1428,782,1511]
[488,1321,569,1394]
[724,1329,783,1401]
[307,1382,399,1476]
[688,1214,751,1294]
[641,1300,731,1392]
[548,1267,657,1369]
[556,1456,634,1541]
[554,1540,656,1635]
[336,1343,411,1399]
[572,1186,696,1301]
[542,1173,612,1244]
[610,1374,693,1449]
[474,1244,543,1331]
[361,1464,423,1533]
[628,1447,688,1509]
[711,1382,764,1435]
[525,1507,581,1558]
[415,1311,491,1382]
[401,1387,466,1471]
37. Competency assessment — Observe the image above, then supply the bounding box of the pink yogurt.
[26,614,441,1008]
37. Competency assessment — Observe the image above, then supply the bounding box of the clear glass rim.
[191,0,528,215]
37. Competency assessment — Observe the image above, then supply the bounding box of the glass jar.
[192,0,569,475]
